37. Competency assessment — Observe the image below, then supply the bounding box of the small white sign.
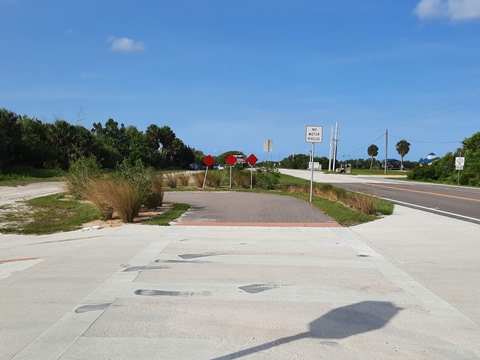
[264,139,273,152]
[306,126,323,143]
[456,165,464,171]
[455,157,465,166]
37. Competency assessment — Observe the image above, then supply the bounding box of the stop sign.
[247,154,258,166]
[225,154,237,166]
[203,155,215,167]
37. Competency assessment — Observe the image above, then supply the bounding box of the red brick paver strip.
[174,221,341,227]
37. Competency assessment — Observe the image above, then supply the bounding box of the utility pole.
[384,129,388,175]
[328,126,333,171]
[332,122,339,172]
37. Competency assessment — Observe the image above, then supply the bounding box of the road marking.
[365,183,480,203]
[380,198,480,224]
[0,257,39,264]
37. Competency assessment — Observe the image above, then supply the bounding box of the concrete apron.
[3,223,480,360]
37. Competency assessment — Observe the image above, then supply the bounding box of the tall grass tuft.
[87,178,141,222]
[83,159,164,222]
[232,170,250,188]
[145,175,164,209]
[342,192,378,215]
[206,171,223,188]
[165,173,178,188]
[191,172,205,187]
[177,172,190,187]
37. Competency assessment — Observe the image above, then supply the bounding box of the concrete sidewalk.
[1,206,479,359]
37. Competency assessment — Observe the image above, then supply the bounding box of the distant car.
[188,163,207,170]
[213,164,225,170]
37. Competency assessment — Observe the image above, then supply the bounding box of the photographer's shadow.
[212,301,403,360]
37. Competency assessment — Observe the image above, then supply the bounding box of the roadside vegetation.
[0,166,64,186]
[0,193,101,234]
[0,160,393,233]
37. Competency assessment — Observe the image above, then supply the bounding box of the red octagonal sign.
[203,155,215,167]
[225,154,237,166]
[247,154,258,166]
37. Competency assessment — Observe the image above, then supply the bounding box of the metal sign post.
[455,157,465,185]
[305,126,323,202]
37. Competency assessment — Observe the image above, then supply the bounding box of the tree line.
[0,108,201,171]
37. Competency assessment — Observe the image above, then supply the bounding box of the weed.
[191,172,205,187]
[177,173,190,186]
[206,171,223,188]
[165,173,178,188]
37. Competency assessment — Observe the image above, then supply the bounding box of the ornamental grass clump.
[84,159,164,223]
[206,171,223,188]
[191,172,205,187]
[88,177,141,222]
[165,173,178,188]
[177,173,190,187]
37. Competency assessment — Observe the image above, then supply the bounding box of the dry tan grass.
[206,171,223,188]
[177,173,190,187]
[165,173,178,188]
[86,178,141,222]
[191,172,205,187]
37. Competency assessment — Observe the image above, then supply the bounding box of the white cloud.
[414,0,480,20]
[107,36,146,53]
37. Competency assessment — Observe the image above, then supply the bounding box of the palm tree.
[396,139,411,170]
[367,144,379,170]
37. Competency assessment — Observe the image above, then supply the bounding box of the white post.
[250,165,253,189]
[310,143,315,202]
[328,126,333,171]
[202,167,208,189]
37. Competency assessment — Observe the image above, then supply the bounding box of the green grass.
[143,203,190,226]
[276,174,394,225]
[0,172,394,234]
[283,191,376,226]
[0,193,101,234]
[0,167,65,186]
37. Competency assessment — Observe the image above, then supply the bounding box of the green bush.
[256,163,280,190]
[66,156,102,198]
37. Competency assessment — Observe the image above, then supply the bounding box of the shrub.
[144,175,164,209]
[66,156,102,199]
[165,173,178,188]
[256,164,280,190]
[84,160,165,222]
[177,172,190,186]
[206,171,223,188]
[342,192,378,215]
[113,159,156,207]
[191,172,205,187]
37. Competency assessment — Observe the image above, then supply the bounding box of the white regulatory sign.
[306,126,323,143]
[455,157,465,166]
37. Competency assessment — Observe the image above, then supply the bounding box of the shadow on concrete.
[212,301,402,360]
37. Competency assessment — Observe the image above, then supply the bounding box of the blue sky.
[1,0,480,162]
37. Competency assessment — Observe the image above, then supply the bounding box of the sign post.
[202,155,215,189]
[225,154,237,189]
[305,126,323,202]
[455,157,465,185]
[247,154,258,189]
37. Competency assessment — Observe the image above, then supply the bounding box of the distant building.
[419,152,438,165]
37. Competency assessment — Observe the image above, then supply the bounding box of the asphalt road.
[280,169,480,225]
